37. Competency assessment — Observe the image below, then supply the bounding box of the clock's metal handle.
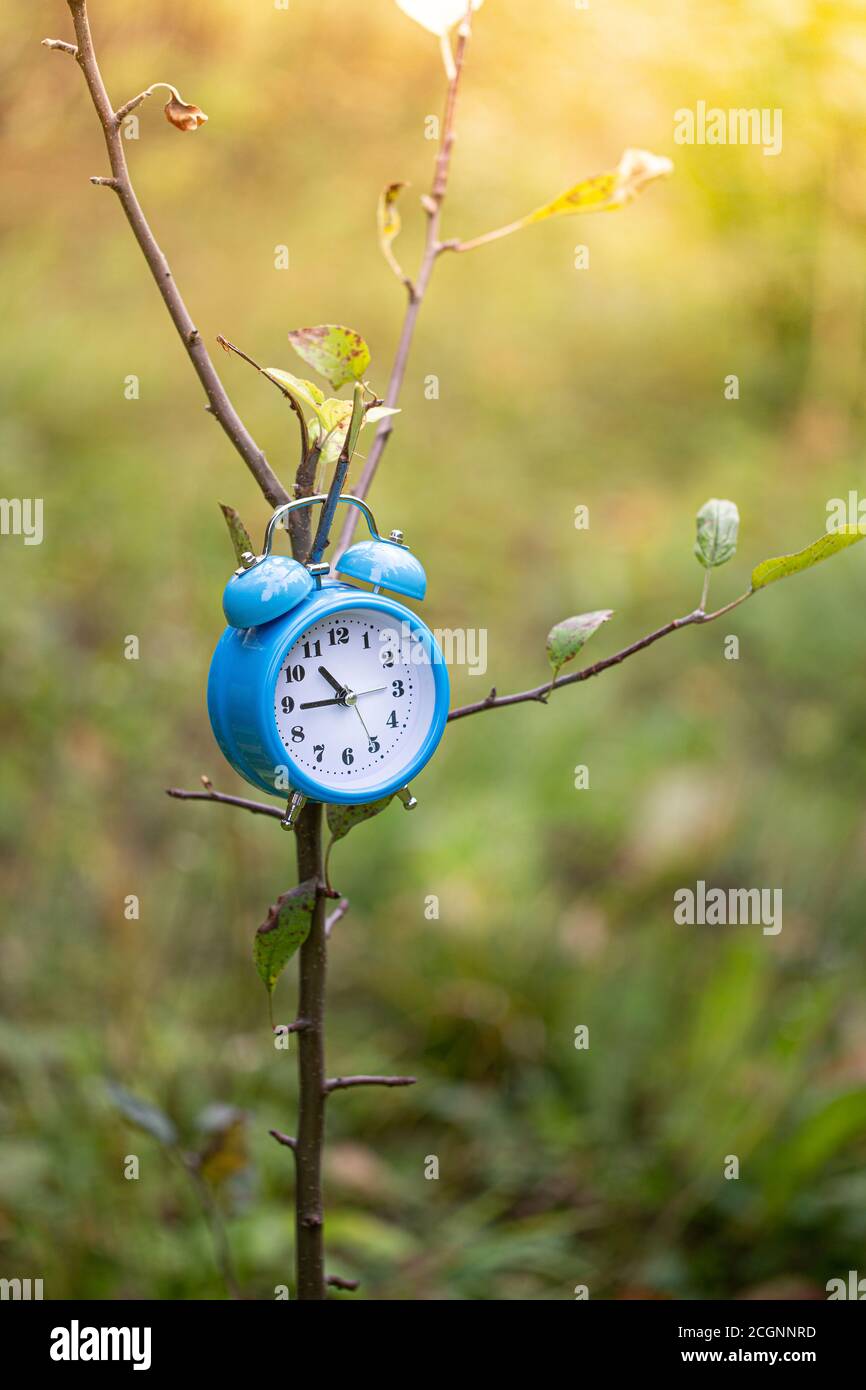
[261,493,382,562]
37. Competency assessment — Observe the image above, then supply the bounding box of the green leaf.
[751,526,866,591]
[254,878,318,1002]
[106,1082,177,1147]
[287,325,371,391]
[327,796,394,845]
[694,498,740,569]
[546,610,613,679]
[314,400,400,466]
[262,368,328,424]
[523,149,673,226]
[219,503,254,565]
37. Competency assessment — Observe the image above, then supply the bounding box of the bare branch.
[332,13,474,561]
[42,37,78,56]
[269,1130,298,1152]
[448,593,753,722]
[324,1075,417,1094]
[326,1274,360,1291]
[166,786,284,820]
[54,1,289,508]
[274,1019,311,1036]
[324,898,350,938]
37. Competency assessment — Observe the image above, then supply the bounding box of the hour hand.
[318,665,347,697]
[299,697,343,709]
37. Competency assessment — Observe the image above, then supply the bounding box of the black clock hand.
[318,665,347,697]
[299,696,344,709]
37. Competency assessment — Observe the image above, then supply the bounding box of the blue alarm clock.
[207,494,450,828]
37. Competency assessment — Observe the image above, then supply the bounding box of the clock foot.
[396,785,418,810]
[280,791,307,831]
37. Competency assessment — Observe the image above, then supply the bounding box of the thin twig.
[166,786,284,820]
[324,898,350,937]
[181,1155,242,1300]
[447,592,753,721]
[269,1129,298,1152]
[274,1019,312,1036]
[42,37,78,56]
[332,11,474,562]
[53,2,288,508]
[326,1274,360,1291]
[217,334,311,462]
[324,1075,417,1094]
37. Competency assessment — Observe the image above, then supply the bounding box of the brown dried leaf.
[164,96,208,131]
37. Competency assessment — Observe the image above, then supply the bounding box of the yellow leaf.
[377,182,409,283]
[525,148,674,225]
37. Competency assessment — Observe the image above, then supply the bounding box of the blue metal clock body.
[206,494,449,812]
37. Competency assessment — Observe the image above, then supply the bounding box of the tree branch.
[54,1,289,508]
[42,37,78,56]
[447,592,753,722]
[324,898,350,937]
[165,786,284,820]
[269,1129,298,1152]
[323,1074,417,1094]
[326,1274,360,1292]
[332,13,473,562]
[293,803,328,1298]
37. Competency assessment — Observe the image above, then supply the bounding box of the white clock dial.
[273,607,437,793]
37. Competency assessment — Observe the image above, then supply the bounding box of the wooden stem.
[292,802,328,1300]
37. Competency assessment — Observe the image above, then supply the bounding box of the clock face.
[273,606,438,794]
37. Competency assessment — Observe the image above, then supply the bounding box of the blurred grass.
[1,0,866,1299]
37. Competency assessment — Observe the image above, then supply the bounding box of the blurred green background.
[2,0,866,1301]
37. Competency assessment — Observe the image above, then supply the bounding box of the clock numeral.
[312,743,325,764]
[362,631,371,649]
[386,710,398,729]
[290,725,305,743]
[281,695,295,715]
[303,639,322,659]
[328,627,349,646]
[284,664,306,684]
[341,747,355,766]
[368,735,380,754]
[381,649,395,668]
[391,679,405,698]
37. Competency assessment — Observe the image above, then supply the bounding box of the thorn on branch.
[90,176,119,190]
[42,38,78,57]
[323,1075,417,1095]
[326,1275,360,1292]
[268,1129,297,1151]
